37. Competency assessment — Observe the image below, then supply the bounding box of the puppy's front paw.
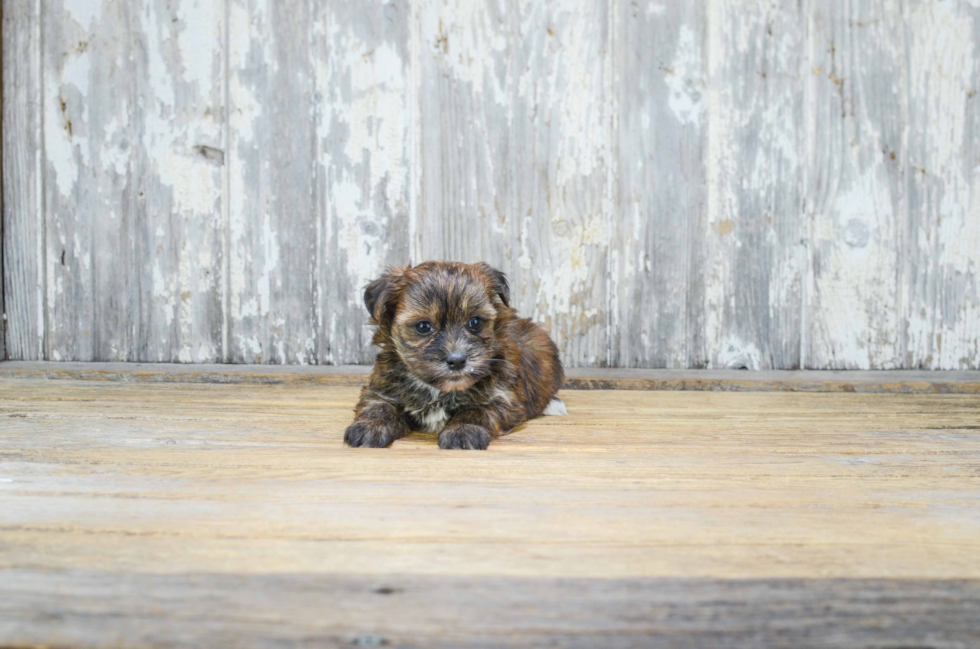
[439,424,491,450]
[345,420,397,448]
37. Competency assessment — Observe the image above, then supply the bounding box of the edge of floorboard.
[1,361,979,393]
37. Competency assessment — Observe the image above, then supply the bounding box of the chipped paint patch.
[647,3,667,17]
[63,0,100,30]
[905,2,979,369]
[712,220,734,236]
[665,25,704,126]
[716,337,763,370]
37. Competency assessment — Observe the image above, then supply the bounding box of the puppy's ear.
[364,266,407,325]
[476,263,510,307]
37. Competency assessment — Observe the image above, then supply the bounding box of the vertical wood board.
[414,0,613,367]
[904,0,980,369]
[227,0,317,363]
[2,0,43,360]
[611,0,706,369]
[703,0,806,370]
[805,0,908,369]
[132,0,226,363]
[43,0,135,361]
[40,0,225,362]
[315,0,413,365]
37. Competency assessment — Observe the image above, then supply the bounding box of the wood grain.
[43,0,136,361]
[3,572,978,648]
[704,0,806,370]
[415,0,613,367]
[904,1,980,369]
[510,0,612,367]
[805,0,908,369]
[37,0,225,363]
[132,0,226,363]
[1,378,979,645]
[413,0,515,266]
[2,0,43,360]
[611,0,705,368]
[315,0,413,365]
[227,0,318,364]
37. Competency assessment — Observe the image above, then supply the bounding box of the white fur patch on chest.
[418,406,449,433]
[405,374,451,432]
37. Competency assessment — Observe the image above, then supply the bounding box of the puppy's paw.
[439,423,492,450]
[344,420,397,448]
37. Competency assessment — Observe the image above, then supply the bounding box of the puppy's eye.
[414,321,433,335]
[467,316,483,333]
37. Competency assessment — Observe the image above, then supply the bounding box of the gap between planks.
[0,361,979,393]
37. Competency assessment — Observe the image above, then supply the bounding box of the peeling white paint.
[175,0,222,93]
[533,214,608,315]
[341,39,407,203]
[905,2,979,368]
[666,25,704,127]
[550,1,607,186]
[647,3,667,17]
[716,337,763,370]
[419,0,508,105]
[44,71,90,198]
[813,167,902,368]
[63,0,100,30]
[256,216,280,318]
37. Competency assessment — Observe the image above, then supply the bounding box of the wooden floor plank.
[3,572,979,649]
[1,378,979,646]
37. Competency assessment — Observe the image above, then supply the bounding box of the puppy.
[344,261,565,450]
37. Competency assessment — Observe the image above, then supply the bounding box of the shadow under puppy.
[345,261,565,450]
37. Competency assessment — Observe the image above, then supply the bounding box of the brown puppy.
[344,261,565,450]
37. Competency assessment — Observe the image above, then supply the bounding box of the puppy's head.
[365,261,510,393]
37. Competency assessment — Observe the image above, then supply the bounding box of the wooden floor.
[1,372,979,647]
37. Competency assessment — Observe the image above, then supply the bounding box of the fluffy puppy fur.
[344,261,565,450]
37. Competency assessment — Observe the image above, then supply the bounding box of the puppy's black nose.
[446,352,467,371]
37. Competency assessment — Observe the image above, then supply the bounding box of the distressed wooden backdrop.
[2,0,978,368]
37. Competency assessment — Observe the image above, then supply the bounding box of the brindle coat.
[344,261,564,450]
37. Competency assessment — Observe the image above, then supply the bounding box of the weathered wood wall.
[2,0,978,368]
